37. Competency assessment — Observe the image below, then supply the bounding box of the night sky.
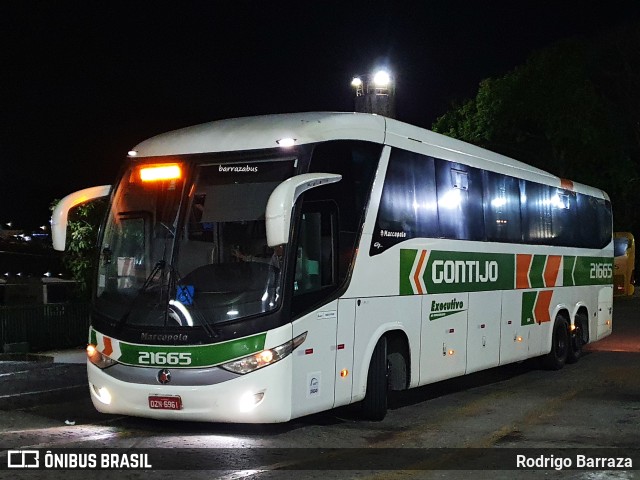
[3,1,639,229]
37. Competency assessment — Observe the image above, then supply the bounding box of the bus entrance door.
[291,300,338,419]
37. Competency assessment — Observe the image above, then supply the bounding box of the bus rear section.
[614,232,635,296]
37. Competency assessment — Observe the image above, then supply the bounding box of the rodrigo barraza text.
[516,454,632,470]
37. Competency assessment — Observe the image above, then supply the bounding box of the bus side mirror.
[50,185,112,251]
[265,173,341,247]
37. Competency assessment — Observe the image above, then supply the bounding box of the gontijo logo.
[401,250,514,295]
[432,259,499,284]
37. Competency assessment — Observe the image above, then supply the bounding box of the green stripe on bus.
[521,291,537,326]
[529,255,546,288]
[400,249,419,295]
[571,256,614,286]
[126,333,265,368]
[401,250,612,294]
[563,256,576,286]
[97,331,267,368]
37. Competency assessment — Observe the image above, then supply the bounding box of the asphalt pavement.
[0,348,86,409]
[0,293,637,411]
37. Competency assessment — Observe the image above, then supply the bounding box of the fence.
[0,303,91,352]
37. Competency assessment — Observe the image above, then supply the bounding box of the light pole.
[351,69,396,118]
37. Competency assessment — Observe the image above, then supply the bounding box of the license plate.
[148,395,182,410]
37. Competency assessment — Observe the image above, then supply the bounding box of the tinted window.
[552,189,577,246]
[372,149,438,254]
[371,148,612,253]
[521,182,577,246]
[614,237,629,257]
[294,206,337,296]
[306,140,381,282]
[308,141,380,231]
[482,171,522,242]
[435,158,484,241]
[576,194,612,248]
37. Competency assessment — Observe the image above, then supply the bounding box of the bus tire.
[542,315,569,370]
[567,312,588,364]
[361,337,388,421]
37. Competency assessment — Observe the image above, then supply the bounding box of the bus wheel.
[361,337,388,421]
[567,312,588,364]
[542,315,569,370]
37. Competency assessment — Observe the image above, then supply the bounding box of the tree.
[50,198,107,300]
[432,25,640,232]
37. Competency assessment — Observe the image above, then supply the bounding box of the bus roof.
[131,112,608,200]
[132,112,386,157]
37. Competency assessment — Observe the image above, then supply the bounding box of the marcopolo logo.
[400,249,514,295]
[429,297,466,320]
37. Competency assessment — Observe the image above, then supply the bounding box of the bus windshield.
[614,237,629,257]
[95,157,296,329]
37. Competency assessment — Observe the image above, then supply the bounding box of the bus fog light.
[239,391,265,412]
[91,384,112,405]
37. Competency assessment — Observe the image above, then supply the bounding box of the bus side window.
[482,171,521,242]
[292,202,338,314]
[371,149,438,254]
[435,159,484,241]
[522,181,578,246]
[577,195,612,249]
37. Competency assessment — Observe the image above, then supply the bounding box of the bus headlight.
[87,344,117,369]
[220,332,307,375]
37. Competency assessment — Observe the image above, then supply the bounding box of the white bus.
[52,112,613,423]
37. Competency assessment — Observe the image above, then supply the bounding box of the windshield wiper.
[115,259,218,339]
[115,259,167,330]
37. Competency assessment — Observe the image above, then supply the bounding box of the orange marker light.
[139,164,181,182]
[340,369,349,378]
[86,344,97,357]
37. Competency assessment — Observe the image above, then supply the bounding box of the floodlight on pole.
[350,68,396,118]
[373,70,391,87]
